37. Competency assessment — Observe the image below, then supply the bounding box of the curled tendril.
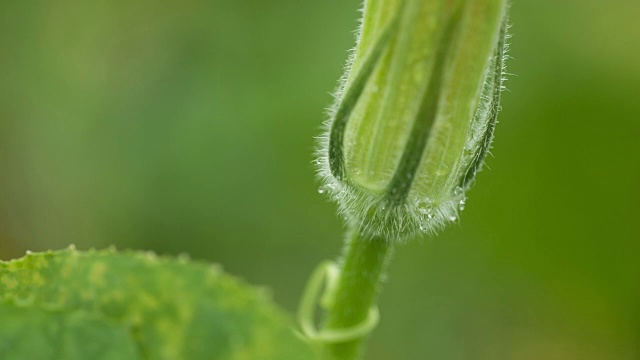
[296,261,380,344]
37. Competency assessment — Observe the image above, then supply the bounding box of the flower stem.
[321,229,394,360]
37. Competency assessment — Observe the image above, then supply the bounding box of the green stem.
[321,229,394,360]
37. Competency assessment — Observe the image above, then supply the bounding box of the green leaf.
[0,248,314,360]
[0,303,140,360]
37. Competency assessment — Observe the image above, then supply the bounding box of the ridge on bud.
[316,0,510,241]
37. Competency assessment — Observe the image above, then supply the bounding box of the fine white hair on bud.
[316,0,510,241]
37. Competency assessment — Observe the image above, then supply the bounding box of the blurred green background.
[1,0,638,359]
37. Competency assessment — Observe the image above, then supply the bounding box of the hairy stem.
[321,229,394,360]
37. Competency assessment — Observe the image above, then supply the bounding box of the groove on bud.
[317,0,510,241]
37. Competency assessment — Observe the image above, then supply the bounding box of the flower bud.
[317,0,509,240]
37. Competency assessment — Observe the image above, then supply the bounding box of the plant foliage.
[0,248,313,360]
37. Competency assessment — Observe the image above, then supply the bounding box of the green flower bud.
[317,0,509,241]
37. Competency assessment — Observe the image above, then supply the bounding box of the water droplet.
[318,188,326,194]
[449,215,457,221]
[458,199,466,211]
[416,198,433,215]
[464,138,476,151]
[454,186,464,196]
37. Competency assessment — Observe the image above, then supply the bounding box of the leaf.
[0,303,140,360]
[0,248,314,360]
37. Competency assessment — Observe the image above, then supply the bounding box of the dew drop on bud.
[464,136,477,151]
[416,198,433,215]
[459,199,466,211]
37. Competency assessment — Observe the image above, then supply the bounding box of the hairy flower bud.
[317,0,509,241]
